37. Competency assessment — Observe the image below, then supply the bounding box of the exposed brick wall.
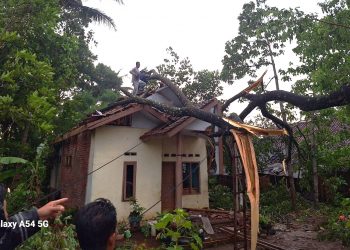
[60,131,91,208]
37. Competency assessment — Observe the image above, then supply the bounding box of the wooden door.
[161,162,176,212]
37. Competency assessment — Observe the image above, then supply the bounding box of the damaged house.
[50,86,224,220]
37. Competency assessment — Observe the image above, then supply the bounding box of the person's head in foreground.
[75,198,117,250]
[136,61,140,68]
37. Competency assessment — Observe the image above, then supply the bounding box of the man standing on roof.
[129,61,146,95]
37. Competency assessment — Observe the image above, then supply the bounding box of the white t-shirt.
[130,67,140,82]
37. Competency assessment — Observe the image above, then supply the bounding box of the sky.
[84,0,322,118]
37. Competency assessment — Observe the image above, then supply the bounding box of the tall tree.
[0,0,122,157]
[157,47,223,103]
[221,0,299,208]
[285,0,350,204]
[221,0,298,122]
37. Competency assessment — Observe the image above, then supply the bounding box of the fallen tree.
[115,71,350,249]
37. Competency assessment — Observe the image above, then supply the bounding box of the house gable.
[140,99,220,141]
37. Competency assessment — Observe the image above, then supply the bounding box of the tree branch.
[259,104,293,163]
[222,71,266,111]
[240,85,350,120]
[116,89,246,133]
[149,72,194,107]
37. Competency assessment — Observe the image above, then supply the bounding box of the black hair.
[136,61,140,65]
[75,198,117,250]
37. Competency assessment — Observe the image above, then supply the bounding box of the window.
[182,162,200,194]
[123,162,136,201]
[65,156,72,167]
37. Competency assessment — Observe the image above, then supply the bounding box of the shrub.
[319,198,350,246]
[260,184,307,223]
[18,215,79,250]
[208,177,232,210]
[155,209,202,250]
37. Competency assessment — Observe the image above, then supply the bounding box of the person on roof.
[129,61,146,95]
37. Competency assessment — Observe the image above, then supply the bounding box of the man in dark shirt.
[0,184,68,250]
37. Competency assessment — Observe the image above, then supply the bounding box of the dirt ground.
[116,212,349,250]
[207,214,349,250]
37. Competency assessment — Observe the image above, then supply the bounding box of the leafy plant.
[7,143,48,213]
[0,156,28,182]
[318,198,350,246]
[208,177,232,210]
[128,199,145,231]
[140,223,151,238]
[129,199,146,216]
[17,215,79,249]
[260,185,307,223]
[155,209,202,250]
[118,220,130,234]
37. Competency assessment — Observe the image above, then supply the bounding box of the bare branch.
[259,104,293,162]
[222,71,266,111]
[240,85,350,120]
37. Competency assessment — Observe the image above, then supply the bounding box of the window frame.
[122,161,137,201]
[65,155,72,167]
[182,162,200,195]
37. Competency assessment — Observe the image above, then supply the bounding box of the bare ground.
[207,213,349,250]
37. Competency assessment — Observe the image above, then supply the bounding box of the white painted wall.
[162,135,209,209]
[87,126,162,221]
[87,126,209,221]
[131,112,160,129]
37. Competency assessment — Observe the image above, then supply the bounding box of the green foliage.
[0,157,28,165]
[0,0,122,159]
[0,0,122,216]
[155,209,202,250]
[0,156,28,182]
[260,185,307,223]
[208,177,233,210]
[287,0,350,96]
[221,0,297,84]
[115,241,161,250]
[7,143,49,213]
[253,136,284,172]
[157,47,222,103]
[129,199,145,218]
[140,223,151,238]
[318,198,350,246]
[17,216,79,250]
[7,183,37,214]
[294,115,350,203]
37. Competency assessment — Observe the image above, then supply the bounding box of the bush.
[318,198,350,246]
[208,177,232,210]
[155,209,202,250]
[260,184,307,223]
[18,215,79,250]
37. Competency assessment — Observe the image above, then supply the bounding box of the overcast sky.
[85,0,322,117]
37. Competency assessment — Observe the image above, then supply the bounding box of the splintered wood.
[224,118,287,250]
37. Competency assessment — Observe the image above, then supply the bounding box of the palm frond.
[80,5,116,29]
[60,0,120,30]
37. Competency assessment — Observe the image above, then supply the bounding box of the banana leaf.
[0,157,28,165]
